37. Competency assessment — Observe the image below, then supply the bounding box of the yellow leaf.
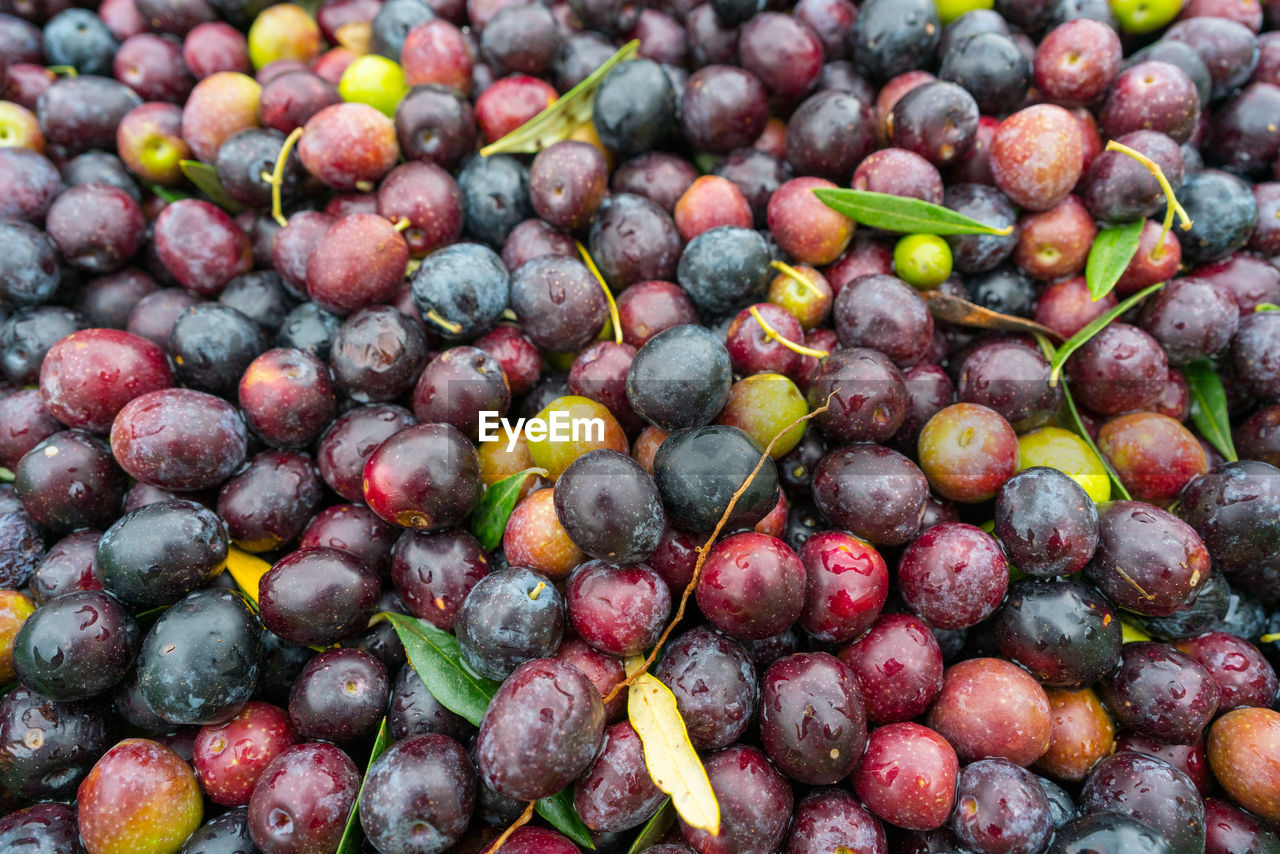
[626,662,720,836]
[1121,620,1152,643]
[222,546,272,608]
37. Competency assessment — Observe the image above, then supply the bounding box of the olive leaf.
[627,667,720,836]
[376,611,597,847]
[480,40,640,157]
[1048,281,1166,386]
[1256,302,1280,312]
[0,467,12,483]
[334,718,390,854]
[536,789,595,849]
[375,611,500,726]
[143,182,192,204]
[1182,359,1238,463]
[921,290,1061,340]
[1085,220,1144,301]
[812,188,1014,236]
[468,467,547,551]
[223,546,272,611]
[627,801,674,854]
[178,160,244,214]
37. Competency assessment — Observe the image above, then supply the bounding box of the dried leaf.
[921,290,1061,340]
[627,668,720,836]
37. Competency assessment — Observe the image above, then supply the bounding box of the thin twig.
[1114,566,1154,601]
[486,801,535,854]
[602,390,839,704]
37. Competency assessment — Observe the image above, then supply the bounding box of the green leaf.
[480,40,639,156]
[335,718,391,854]
[468,467,546,551]
[1256,302,1280,312]
[627,801,674,854]
[375,612,596,846]
[1049,281,1166,386]
[0,468,12,483]
[376,612,500,726]
[1182,360,1238,463]
[537,788,596,850]
[813,188,1015,236]
[1061,382,1131,502]
[143,182,192,204]
[1085,220,1144,301]
[179,160,244,214]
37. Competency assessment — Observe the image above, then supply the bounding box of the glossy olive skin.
[455,567,565,682]
[288,648,388,745]
[653,425,779,535]
[1179,461,1280,572]
[626,323,732,433]
[259,547,381,646]
[0,686,111,801]
[952,759,1053,854]
[994,466,1099,577]
[573,721,665,833]
[476,658,605,802]
[12,590,140,702]
[1084,501,1211,617]
[553,450,665,566]
[680,745,794,854]
[247,742,360,854]
[1047,814,1172,854]
[785,787,887,854]
[95,499,228,609]
[1099,642,1220,745]
[653,626,758,751]
[0,802,83,853]
[759,652,867,785]
[1079,752,1206,854]
[137,588,261,726]
[179,807,257,854]
[810,444,929,547]
[388,664,473,742]
[994,578,1121,688]
[1203,797,1280,854]
[358,734,476,854]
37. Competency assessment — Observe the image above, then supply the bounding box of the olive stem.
[576,240,623,345]
[769,259,823,298]
[488,801,535,854]
[425,308,463,334]
[748,306,829,358]
[601,391,840,704]
[1260,633,1280,644]
[528,581,546,601]
[269,127,304,227]
[393,217,412,233]
[1103,140,1192,259]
